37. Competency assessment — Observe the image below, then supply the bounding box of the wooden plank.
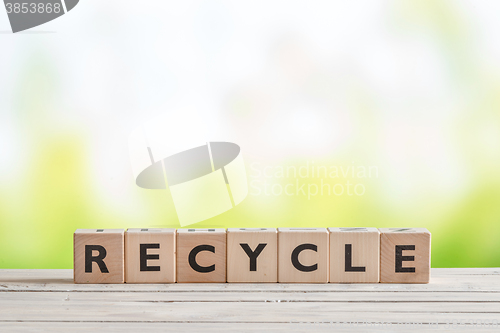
[5,322,496,333]
[0,300,499,322]
[1,321,498,333]
[2,268,500,292]
[1,290,499,302]
[0,268,499,331]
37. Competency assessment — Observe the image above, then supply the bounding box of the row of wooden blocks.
[74,227,431,284]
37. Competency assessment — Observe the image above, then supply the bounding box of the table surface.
[0,268,499,332]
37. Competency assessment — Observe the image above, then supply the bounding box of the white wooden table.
[0,268,498,332]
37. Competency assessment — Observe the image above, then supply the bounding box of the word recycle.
[74,227,431,284]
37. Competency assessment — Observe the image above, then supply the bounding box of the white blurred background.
[1,0,500,268]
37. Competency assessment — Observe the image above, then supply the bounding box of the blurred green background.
[1,0,500,269]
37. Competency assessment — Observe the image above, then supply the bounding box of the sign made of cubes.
[73,228,431,284]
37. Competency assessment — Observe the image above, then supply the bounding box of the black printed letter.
[189,245,215,273]
[345,244,365,272]
[240,243,267,271]
[291,243,317,272]
[395,245,415,273]
[85,245,109,273]
[140,243,160,271]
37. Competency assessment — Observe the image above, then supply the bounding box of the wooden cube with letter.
[278,228,329,283]
[329,227,380,283]
[125,228,176,283]
[380,228,431,283]
[74,229,125,284]
[177,229,226,283]
[227,228,277,283]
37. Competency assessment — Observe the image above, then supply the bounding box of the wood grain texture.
[0,268,499,332]
[329,227,380,283]
[227,228,277,283]
[380,228,431,283]
[125,228,176,283]
[1,268,499,291]
[176,229,226,283]
[278,228,329,283]
[73,229,124,284]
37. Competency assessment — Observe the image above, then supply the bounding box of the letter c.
[188,244,216,273]
[291,243,318,272]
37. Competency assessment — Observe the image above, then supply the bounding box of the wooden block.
[227,228,277,283]
[380,228,431,283]
[176,229,226,283]
[74,229,125,284]
[328,227,380,283]
[125,228,176,283]
[278,228,329,283]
